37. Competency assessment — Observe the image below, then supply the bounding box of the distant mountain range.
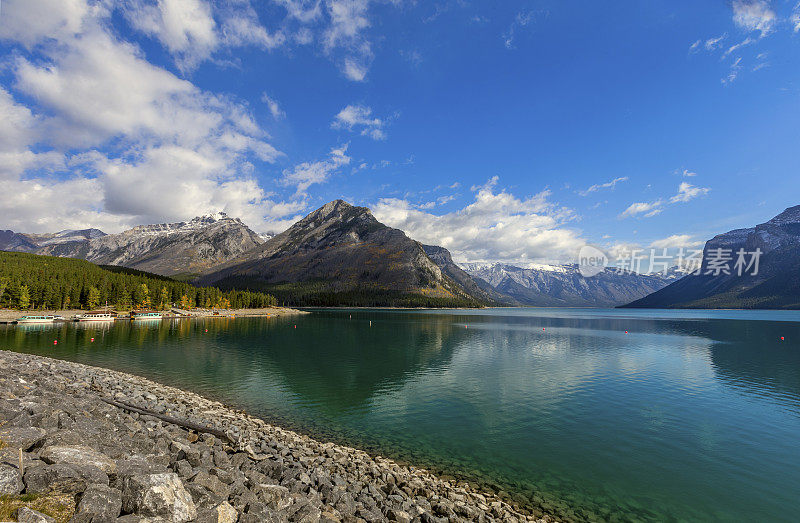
[9,199,788,308]
[460,262,674,307]
[624,205,800,309]
[1,213,263,276]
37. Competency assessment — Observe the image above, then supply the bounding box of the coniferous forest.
[0,251,277,310]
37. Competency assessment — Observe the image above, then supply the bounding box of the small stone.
[40,445,117,475]
[16,507,55,523]
[122,473,196,522]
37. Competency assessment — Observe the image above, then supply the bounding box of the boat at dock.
[130,311,162,321]
[15,315,56,324]
[77,311,117,322]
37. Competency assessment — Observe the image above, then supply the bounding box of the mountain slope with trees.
[0,251,276,310]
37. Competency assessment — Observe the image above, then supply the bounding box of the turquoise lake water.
[2,308,800,521]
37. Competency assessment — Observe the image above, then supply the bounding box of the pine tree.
[19,285,30,310]
[160,286,170,310]
[87,286,100,309]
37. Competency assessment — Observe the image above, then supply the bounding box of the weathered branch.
[100,397,234,444]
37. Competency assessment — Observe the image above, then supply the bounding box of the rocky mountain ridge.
[462,262,673,307]
[2,213,264,277]
[198,201,482,306]
[625,204,800,309]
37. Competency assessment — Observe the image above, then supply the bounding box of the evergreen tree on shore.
[0,251,277,311]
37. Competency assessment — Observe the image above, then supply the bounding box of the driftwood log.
[100,397,234,444]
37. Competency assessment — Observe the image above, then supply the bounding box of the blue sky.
[1,0,799,266]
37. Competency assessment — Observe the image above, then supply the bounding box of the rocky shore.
[0,350,555,522]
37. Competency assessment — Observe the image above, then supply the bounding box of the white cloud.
[723,36,755,58]
[0,0,303,234]
[681,169,697,177]
[669,181,710,203]
[0,0,92,47]
[579,176,628,196]
[650,234,703,249]
[732,0,776,37]
[620,201,664,219]
[343,58,369,81]
[372,177,586,265]
[281,144,351,195]
[690,33,727,53]
[620,182,710,219]
[502,11,536,49]
[331,104,387,140]
[262,93,285,119]
[124,0,218,70]
[793,3,800,32]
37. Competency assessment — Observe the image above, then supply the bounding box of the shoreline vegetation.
[0,350,553,522]
[0,307,307,324]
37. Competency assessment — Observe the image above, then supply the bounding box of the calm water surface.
[2,308,800,521]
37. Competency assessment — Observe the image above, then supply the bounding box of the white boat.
[131,311,162,321]
[16,315,56,324]
[77,311,116,322]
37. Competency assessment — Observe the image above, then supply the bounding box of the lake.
[2,308,799,521]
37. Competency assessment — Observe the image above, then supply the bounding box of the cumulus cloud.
[0,0,304,233]
[281,144,351,195]
[579,176,628,196]
[121,0,284,71]
[620,182,710,219]
[732,0,776,37]
[331,104,387,140]
[372,177,586,265]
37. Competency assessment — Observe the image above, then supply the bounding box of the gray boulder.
[74,484,123,522]
[0,426,47,450]
[24,463,108,494]
[39,445,117,475]
[16,507,55,523]
[194,501,238,523]
[121,473,196,522]
[0,463,24,495]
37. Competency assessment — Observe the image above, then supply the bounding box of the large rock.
[195,501,238,523]
[73,484,123,522]
[122,473,197,522]
[0,463,24,495]
[16,507,55,523]
[39,445,117,475]
[24,463,108,494]
[0,426,47,450]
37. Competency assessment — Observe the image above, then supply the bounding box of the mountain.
[25,228,106,247]
[35,213,264,276]
[0,230,40,252]
[198,200,484,307]
[624,205,800,309]
[422,245,518,305]
[462,262,672,307]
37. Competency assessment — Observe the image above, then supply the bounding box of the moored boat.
[130,311,162,321]
[77,311,117,322]
[16,315,56,324]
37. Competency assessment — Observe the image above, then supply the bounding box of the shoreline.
[0,350,555,522]
[0,307,307,324]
